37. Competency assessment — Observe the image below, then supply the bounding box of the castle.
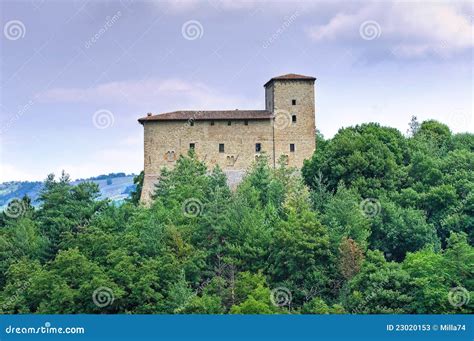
[138,73,316,203]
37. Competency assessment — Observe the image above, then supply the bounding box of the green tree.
[343,250,413,313]
[370,201,440,261]
[268,181,331,303]
[129,171,144,205]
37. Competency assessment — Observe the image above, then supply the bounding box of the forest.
[1,118,473,314]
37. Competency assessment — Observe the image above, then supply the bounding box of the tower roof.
[264,73,316,87]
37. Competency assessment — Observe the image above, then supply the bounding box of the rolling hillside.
[0,173,136,208]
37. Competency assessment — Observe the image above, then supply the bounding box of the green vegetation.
[1,119,472,314]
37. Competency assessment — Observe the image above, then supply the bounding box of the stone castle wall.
[140,79,316,204]
[273,80,316,168]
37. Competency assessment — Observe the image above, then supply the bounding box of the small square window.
[219,143,225,153]
[210,121,215,126]
[244,120,248,126]
[292,115,297,123]
[227,121,231,126]
[255,143,261,153]
[189,143,195,150]
[292,99,296,105]
[290,143,295,152]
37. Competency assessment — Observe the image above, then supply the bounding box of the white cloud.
[50,140,143,181]
[0,163,40,182]
[36,78,260,111]
[307,2,473,58]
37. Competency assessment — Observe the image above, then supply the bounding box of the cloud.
[157,0,278,12]
[153,1,472,60]
[0,163,40,182]
[307,2,473,59]
[36,78,260,111]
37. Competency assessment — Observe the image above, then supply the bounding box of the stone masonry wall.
[140,79,316,204]
[141,119,274,203]
[273,80,316,168]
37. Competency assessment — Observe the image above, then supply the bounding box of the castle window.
[189,143,195,150]
[189,120,194,126]
[219,143,225,153]
[292,99,297,105]
[227,121,231,126]
[227,155,236,166]
[210,121,215,126]
[244,120,248,126]
[255,143,261,153]
[292,115,297,123]
[290,143,295,152]
[166,150,176,162]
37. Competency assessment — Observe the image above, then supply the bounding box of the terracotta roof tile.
[264,73,316,87]
[138,110,273,123]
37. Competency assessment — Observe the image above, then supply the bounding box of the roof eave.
[138,116,273,123]
[263,76,316,88]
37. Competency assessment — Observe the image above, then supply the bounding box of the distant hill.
[0,173,136,208]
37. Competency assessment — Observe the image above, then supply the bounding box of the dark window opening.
[290,143,295,152]
[189,143,195,150]
[255,143,261,153]
[244,120,248,126]
[292,99,297,105]
[292,115,297,123]
[219,144,225,153]
[227,121,232,126]
[190,121,194,126]
[210,121,215,126]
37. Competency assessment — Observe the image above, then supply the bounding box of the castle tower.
[264,74,316,168]
[138,73,316,204]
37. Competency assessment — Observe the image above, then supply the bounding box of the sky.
[0,0,473,182]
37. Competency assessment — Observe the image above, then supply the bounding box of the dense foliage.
[1,119,473,314]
